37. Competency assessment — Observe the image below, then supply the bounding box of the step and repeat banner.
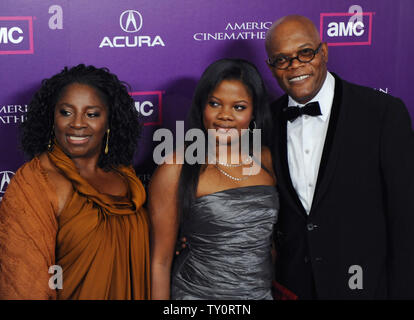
[1,0,413,199]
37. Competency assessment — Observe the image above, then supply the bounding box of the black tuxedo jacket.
[271,73,414,299]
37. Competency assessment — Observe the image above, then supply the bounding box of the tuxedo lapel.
[273,96,308,219]
[310,73,346,215]
[272,73,348,219]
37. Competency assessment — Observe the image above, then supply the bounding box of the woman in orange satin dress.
[0,64,150,299]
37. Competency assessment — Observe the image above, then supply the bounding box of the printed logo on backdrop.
[0,104,27,125]
[193,21,272,41]
[0,16,34,54]
[137,173,152,190]
[320,5,374,46]
[120,10,142,32]
[130,91,163,126]
[375,87,390,94]
[0,171,15,202]
[99,10,165,48]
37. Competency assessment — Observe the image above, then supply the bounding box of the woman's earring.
[105,129,110,155]
[48,126,54,150]
[249,120,257,133]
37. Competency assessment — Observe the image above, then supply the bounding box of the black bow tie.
[283,101,322,122]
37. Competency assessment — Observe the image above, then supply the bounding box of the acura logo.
[120,10,143,33]
[0,171,14,194]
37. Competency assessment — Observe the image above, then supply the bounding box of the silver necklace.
[215,165,250,181]
[216,155,253,167]
[216,161,243,168]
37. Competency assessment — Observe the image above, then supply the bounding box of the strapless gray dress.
[171,185,279,300]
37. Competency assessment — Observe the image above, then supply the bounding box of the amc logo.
[320,12,374,46]
[130,91,163,126]
[0,16,34,54]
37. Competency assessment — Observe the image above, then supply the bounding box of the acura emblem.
[0,171,14,194]
[120,10,143,33]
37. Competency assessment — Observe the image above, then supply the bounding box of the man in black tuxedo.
[265,15,414,299]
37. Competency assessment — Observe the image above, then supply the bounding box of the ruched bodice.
[49,144,150,299]
[171,185,279,300]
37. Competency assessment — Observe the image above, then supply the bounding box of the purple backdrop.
[1,0,413,199]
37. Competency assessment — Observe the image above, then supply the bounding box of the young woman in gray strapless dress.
[148,59,279,300]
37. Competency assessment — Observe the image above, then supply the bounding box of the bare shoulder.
[149,150,184,196]
[148,151,183,225]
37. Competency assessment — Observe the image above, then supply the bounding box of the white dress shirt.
[287,71,335,214]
